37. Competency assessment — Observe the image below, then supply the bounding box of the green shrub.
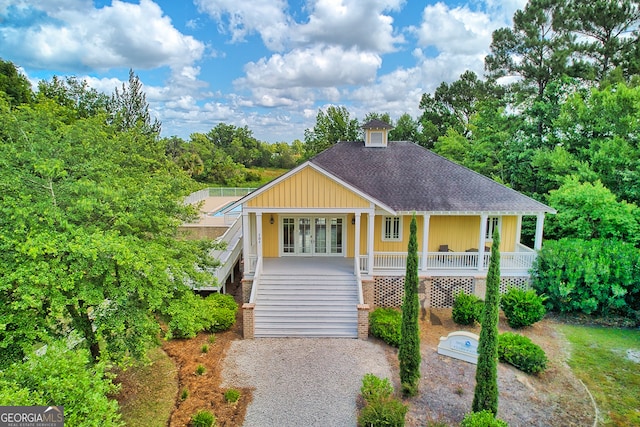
[201,344,209,353]
[461,410,509,426]
[500,288,546,328]
[357,398,408,427]
[369,308,402,347]
[361,373,393,404]
[224,388,240,403]
[358,374,407,427]
[191,410,216,427]
[181,388,189,400]
[498,332,548,375]
[452,291,484,325]
[0,342,122,426]
[164,292,238,339]
[207,293,238,312]
[195,364,206,375]
[531,238,640,320]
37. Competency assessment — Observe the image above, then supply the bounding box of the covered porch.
[245,246,536,278]
[242,210,545,278]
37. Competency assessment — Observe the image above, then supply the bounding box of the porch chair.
[437,244,453,264]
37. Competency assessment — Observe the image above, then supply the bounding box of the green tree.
[485,0,574,99]
[0,98,217,364]
[363,111,392,125]
[0,59,32,106]
[545,177,640,245]
[304,106,360,157]
[472,230,501,415]
[389,113,425,145]
[37,75,109,119]
[399,214,421,396]
[553,82,640,204]
[205,123,269,167]
[560,0,640,81]
[419,71,504,147]
[108,69,161,138]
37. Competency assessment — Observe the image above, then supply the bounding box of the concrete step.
[253,272,360,338]
[254,329,358,338]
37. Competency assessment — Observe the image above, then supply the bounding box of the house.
[230,120,555,339]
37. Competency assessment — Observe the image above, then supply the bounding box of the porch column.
[354,212,361,275]
[242,211,251,270]
[534,213,545,250]
[421,214,430,272]
[368,212,374,275]
[516,215,522,247]
[256,212,263,259]
[478,214,488,270]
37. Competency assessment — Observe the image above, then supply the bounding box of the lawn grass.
[116,346,177,427]
[558,324,640,426]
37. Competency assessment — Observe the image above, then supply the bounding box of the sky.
[0,0,526,143]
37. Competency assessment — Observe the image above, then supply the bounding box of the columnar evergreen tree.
[399,214,421,396]
[472,229,501,415]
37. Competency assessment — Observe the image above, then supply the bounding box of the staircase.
[253,271,359,338]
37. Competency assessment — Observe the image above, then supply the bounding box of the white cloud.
[410,2,494,56]
[194,0,291,50]
[238,45,382,91]
[0,0,205,72]
[293,0,405,53]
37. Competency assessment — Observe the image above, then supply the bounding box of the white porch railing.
[354,256,364,305]
[368,249,536,272]
[359,255,368,274]
[247,254,258,274]
[248,257,263,304]
[209,216,243,290]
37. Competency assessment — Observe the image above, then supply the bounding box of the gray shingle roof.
[362,119,393,129]
[310,141,553,213]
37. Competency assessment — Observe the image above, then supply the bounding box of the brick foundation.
[357,304,370,340]
[242,303,255,339]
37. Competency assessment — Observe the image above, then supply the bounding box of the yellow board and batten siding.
[246,167,370,209]
[247,166,370,257]
[372,215,424,252]
[363,215,518,254]
[428,215,518,252]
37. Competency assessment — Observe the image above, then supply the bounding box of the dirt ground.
[162,281,251,427]
[402,308,595,426]
[117,280,595,426]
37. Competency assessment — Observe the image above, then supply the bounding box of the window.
[486,216,500,240]
[283,218,295,253]
[383,217,402,241]
[369,131,384,146]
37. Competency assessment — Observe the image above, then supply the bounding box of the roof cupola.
[362,119,393,147]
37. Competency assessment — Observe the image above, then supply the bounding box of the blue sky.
[0,0,525,142]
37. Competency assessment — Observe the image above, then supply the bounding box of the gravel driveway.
[221,338,393,427]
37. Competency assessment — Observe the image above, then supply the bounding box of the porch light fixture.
[270,214,274,224]
[351,216,355,225]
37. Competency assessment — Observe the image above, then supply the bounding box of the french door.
[281,216,344,256]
